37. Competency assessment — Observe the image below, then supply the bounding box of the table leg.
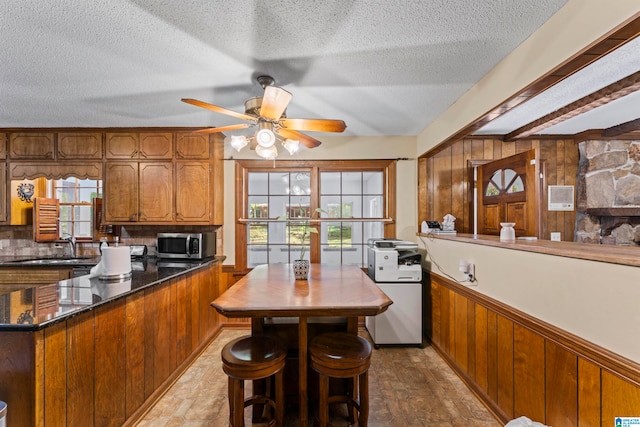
[347,316,358,334]
[298,316,308,427]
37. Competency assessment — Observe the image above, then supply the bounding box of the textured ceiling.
[0,0,568,137]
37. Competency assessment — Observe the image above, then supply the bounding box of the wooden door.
[175,161,210,222]
[104,162,139,222]
[477,149,538,237]
[138,162,173,222]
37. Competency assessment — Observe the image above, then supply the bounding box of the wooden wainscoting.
[427,272,640,426]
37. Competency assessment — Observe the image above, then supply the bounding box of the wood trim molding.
[430,270,640,387]
[9,162,103,180]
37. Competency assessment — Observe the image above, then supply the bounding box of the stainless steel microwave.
[157,232,216,259]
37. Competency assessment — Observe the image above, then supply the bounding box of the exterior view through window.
[53,178,102,238]
[246,167,386,268]
[485,168,524,197]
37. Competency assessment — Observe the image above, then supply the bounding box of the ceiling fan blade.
[280,118,347,133]
[276,129,322,148]
[195,124,252,134]
[260,86,292,120]
[181,98,256,122]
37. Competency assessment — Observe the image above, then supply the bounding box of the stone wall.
[575,140,640,245]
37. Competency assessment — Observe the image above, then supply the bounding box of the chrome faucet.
[62,234,77,258]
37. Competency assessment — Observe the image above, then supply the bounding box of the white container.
[500,222,516,241]
[99,246,132,280]
[0,401,6,427]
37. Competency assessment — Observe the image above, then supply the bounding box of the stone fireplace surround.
[575,139,640,245]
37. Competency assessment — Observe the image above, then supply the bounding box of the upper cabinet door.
[105,132,139,159]
[139,162,173,222]
[57,132,103,159]
[106,132,173,159]
[175,161,210,223]
[175,132,210,159]
[9,133,55,159]
[139,132,173,159]
[0,133,6,159]
[104,162,139,222]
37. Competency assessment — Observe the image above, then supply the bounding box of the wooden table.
[211,263,392,427]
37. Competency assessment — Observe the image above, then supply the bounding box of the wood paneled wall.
[428,272,640,426]
[419,137,579,241]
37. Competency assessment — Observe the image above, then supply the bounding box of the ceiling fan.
[181,75,347,159]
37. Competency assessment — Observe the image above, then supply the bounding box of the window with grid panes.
[319,171,384,266]
[53,178,102,239]
[240,160,393,269]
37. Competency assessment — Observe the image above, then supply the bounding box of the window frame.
[235,159,397,273]
[52,177,102,240]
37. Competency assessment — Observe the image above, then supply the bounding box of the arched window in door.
[485,168,525,197]
[477,149,537,237]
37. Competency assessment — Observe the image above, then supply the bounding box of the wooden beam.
[602,117,640,137]
[504,70,640,141]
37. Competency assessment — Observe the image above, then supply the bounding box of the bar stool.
[309,332,372,427]
[221,335,287,427]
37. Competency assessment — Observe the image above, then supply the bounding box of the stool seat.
[222,335,286,427]
[310,332,372,427]
[310,333,371,374]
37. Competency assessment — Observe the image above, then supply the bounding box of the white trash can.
[0,401,6,427]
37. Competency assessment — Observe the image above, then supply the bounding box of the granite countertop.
[0,257,222,331]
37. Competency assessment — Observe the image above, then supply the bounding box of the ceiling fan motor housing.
[245,96,286,119]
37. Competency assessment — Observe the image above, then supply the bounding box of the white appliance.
[365,238,423,346]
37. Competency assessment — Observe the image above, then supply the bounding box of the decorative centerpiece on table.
[278,207,327,280]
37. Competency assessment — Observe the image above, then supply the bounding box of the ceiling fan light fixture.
[230,135,249,151]
[256,144,278,160]
[282,138,300,155]
[255,122,276,148]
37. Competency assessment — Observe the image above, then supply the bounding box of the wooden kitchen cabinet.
[0,261,221,427]
[104,162,138,222]
[0,268,73,284]
[0,133,6,159]
[139,162,173,222]
[175,161,210,222]
[105,132,173,159]
[175,132,210,159]
[104,161,173,223]
[9,132,55,159]
[57,132,103,159]
[0,162,6,223]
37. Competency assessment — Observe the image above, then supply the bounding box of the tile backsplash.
[0,225,221,258]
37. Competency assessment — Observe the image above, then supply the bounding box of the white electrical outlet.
[458,259,476,282]
[550,232,561,241]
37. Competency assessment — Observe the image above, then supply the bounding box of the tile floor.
[136,328,502,426]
